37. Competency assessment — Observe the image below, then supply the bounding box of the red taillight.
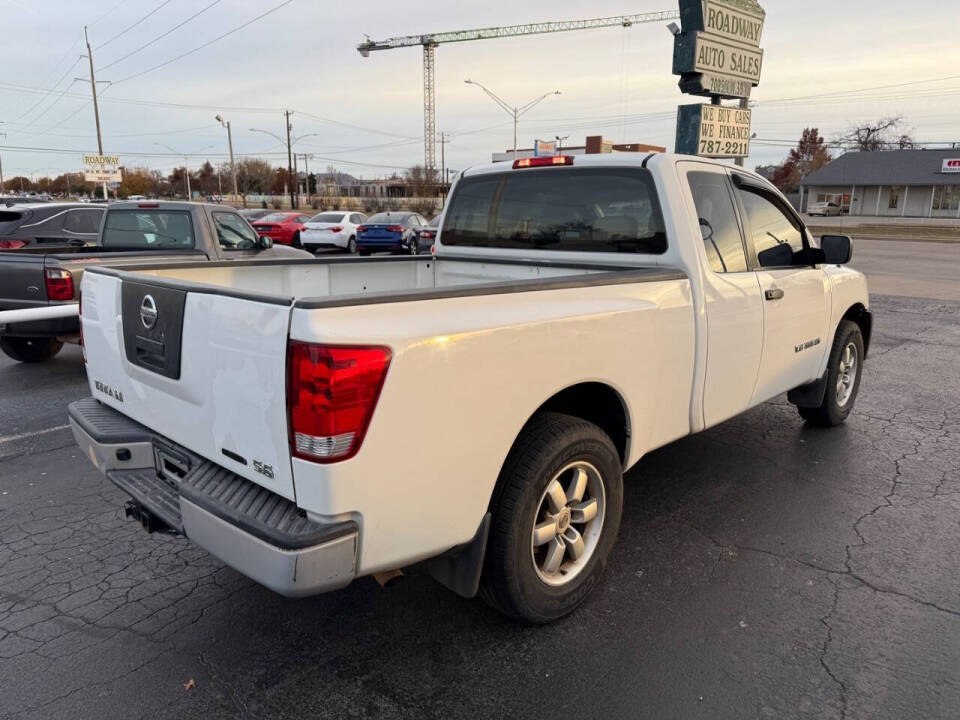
[329,226,343,233]
[138,202,160,208]
[420,230,435,239]
[357,225,368,232]
[287,342,391,463]
[513,155,574,169]
[45,268,75,301]
[386,225,404,232]
[0,240,27,249]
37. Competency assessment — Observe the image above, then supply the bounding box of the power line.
[89,0,129,28]
[96,0,223,73]
[95,0,175,50]
[110,0,295,84]
[293,110,418,140]
[4,57,83,127]
[756,74,960,106]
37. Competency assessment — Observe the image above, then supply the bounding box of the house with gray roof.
[800,149,960,218]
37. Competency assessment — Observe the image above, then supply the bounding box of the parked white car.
[300,211,367,253]
[808,201,842,217]
[71,153,871,623]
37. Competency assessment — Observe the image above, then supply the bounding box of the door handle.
[765,288,785,301]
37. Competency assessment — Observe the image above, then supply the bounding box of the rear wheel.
[347,236,357,254]
[292,231,302,249]
[409,236,419,255]
[798,320,864,426]
[0,336,63,363]
[480,412,623,623]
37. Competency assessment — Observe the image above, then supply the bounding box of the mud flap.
[426,513,491,599]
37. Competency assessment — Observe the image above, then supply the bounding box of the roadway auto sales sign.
[673,0,765,100]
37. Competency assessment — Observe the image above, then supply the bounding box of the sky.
[1,0,959,182]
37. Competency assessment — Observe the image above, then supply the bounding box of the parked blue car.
[356,211,428,255]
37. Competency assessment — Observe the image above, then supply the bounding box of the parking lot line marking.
[0,424,70,444]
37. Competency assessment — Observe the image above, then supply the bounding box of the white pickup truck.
[70,153,871,623]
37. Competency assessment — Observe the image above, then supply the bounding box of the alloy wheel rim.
[530,461,606,586]
[836,342,858,407]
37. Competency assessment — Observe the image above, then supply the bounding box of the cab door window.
[735,186,808,268]
[687,171,748,273]
[213,212,259,250]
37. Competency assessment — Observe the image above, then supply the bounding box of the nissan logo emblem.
[140,295,158,330]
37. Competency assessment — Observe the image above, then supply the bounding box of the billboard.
[534,139,557,157]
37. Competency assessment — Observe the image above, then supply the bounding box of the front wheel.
[480,412,623,623]
[798,320,864,426]
[0,336,64,363]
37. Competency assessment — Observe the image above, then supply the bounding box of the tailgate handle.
[765,288,784,301]
[134,335,166,369]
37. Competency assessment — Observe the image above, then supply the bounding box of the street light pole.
[155,143,212,200]
[0,127,5,192]
[285,110,295,209]
[465,80,561,159]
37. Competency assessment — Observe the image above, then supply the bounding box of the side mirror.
[821,235,852,265]
[257,235,273,250]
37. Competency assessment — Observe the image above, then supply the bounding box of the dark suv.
[0,203,105,249]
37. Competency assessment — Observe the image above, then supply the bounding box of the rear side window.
[443,168,666,254]
[0,210,25,234]
[101,210,195,248]
[64,209,102,234]
[687,171,747,273]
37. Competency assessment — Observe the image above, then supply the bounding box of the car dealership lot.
[1,258,959,719]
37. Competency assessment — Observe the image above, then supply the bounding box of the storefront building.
[800,150,960,218]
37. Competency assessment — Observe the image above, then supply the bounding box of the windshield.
[101,210,195,248]
[308,213,345,223]
[367,212,410,224]
[257,213,291,224]
[442,168,667,254]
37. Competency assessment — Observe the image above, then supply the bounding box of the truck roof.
[106,200,229,212]
[459,152,769,184]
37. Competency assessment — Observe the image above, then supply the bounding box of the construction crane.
[358,11,680,174]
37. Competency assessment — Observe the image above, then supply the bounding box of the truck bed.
[89,255,684,309]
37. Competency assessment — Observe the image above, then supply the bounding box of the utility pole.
[285,110,295,209]
[0,129,5,192]
[83,26,108,201]
[299,153,312,202]
[216,115,239,204]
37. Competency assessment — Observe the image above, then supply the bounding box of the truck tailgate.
[81,270,297,500]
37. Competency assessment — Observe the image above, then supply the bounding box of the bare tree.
[839,116,914,151]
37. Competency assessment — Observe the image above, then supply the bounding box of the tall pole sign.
[673,0,765,161]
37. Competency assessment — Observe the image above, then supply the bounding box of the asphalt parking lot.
[1,247,959,719]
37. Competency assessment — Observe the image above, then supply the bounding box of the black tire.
[480,412,623,623]
[0,336,64,363]
[347,236,357,254]
[292,231,302,249]
[409,236,419,255]
[798,320,864,426]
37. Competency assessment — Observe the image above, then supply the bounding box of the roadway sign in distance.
[84,170,123,183]
[673,32,763,84]
[680,0,765,47]
[673,0,765,99]
[83,154,120,166]
[675,103,752,158]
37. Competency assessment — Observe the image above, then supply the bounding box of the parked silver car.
[808,201,842,217]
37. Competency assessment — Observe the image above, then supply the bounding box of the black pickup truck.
[0,200,309,362]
